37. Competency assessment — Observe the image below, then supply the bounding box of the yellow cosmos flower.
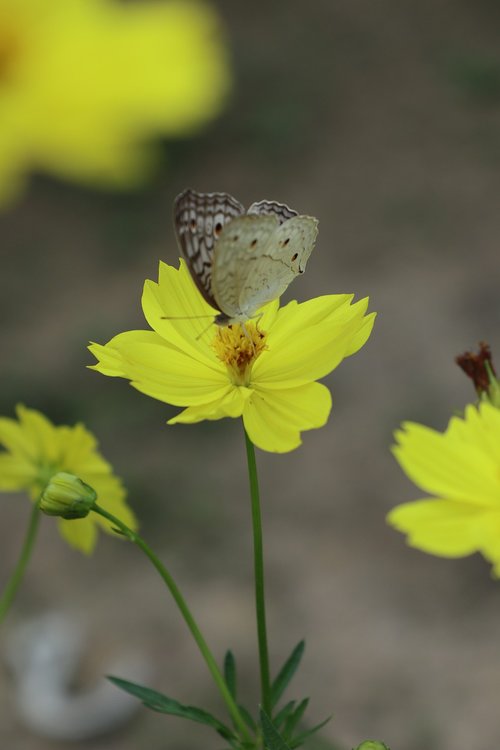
[0,0,229,204]
[89,260,375,453]
[388,402,500,576]
[0,405,137,553]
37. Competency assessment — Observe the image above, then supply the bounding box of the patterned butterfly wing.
[236,215,319,316]
[211,214,281,321]
[247,199,298,224]
[173,188,244,308]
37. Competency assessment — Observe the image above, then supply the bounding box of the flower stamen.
[212,322,267,385]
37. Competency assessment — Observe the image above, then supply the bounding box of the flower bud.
[40,472,96,519]
[355,743,390,750]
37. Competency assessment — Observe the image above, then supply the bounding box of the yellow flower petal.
[254,302,370,387]
[388,499,484,557]
[0,454,37,490]
[16,404,60,464]
[390,401,500,575]
[168,386,249,424]
[393,420,500,506]
[242,382,332,453]
[89,330,166,377]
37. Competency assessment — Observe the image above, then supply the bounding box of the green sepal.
[108,676,236,741]
[224,650,237,699]
[273,700,297,729]
[283,697,309,738]
[271,640,305,707]
[354,743,390,750]
[260,708,292,750]
[288,714,332,749]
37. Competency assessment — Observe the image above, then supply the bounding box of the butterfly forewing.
[174,189,244,308]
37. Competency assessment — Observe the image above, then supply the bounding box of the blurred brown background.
[2,1,500,748]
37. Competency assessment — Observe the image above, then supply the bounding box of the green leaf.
[108,676,236,741]
[288,715,332,748]
[260,708,292,750]
[273,701,296,729]
[224,650,237,699]
[238,703,257,731]
[283,697,309,737]
[271,640,305,707]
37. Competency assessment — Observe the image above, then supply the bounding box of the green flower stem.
[244,429,272,716]
[0,503,40,624]
[92,503,251,744]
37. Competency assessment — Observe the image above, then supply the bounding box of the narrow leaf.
[108,676,235,740]
[238,703,257,731]
[224,650,237,699]
[283,697,309,737]
[271,640,305,707]
[260,708,292,750]
[288,715,332,748]
[273,700,296,729]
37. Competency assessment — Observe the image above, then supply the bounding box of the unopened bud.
[354,742,390,750]
[40,472,96,519]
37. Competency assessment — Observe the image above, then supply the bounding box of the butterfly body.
[174,189,318,325]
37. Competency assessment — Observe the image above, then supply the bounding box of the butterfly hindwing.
[237,215,319,316]
[211,214,280,321]
[247,199,298,225]
[174,189,244,308]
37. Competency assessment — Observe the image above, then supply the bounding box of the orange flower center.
[212,322,267,385]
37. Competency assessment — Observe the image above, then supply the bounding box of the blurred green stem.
[0,503,40,624]
[244,428,272,716]
[92,503,252,744]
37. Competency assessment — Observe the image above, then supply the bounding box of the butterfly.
[173,188,319,326]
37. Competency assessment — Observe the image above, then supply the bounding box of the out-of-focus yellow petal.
[393,421,499,506]
[387,499,485,557]
[58,515,98,555]
[0,0,230,203]
[0,404,136,551]
[0,454,37,490]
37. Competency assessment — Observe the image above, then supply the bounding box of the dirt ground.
[2,1,500,749]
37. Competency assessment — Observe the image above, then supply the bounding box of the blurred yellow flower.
[0,405,136,553]
[89,260,375,453]
[388,402,500,576]
[0,0,230,204]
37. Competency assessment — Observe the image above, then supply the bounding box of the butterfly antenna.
[195,321,216,341]
[160,315,215,321]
